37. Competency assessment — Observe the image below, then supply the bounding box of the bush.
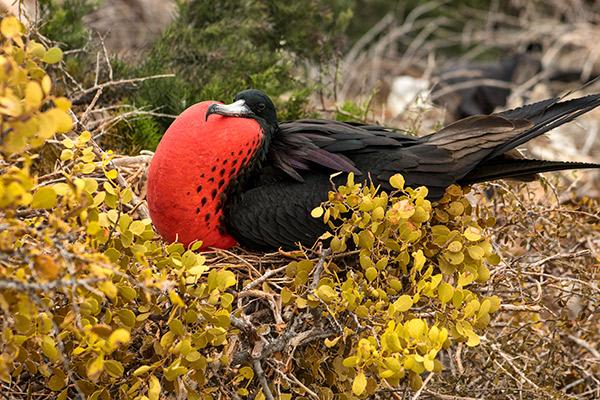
[125,0,354,146]
[0,16,502,399]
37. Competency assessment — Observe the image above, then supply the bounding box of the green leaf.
[43,47,63,64]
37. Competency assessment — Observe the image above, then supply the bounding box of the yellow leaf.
[34,255,60,280]
[392,295,413,313]
[129,220,146,235]
[238,366,254,380]
[342,356,359,368]
[389,174,405,190]
[365,267,377,282]
[315,285,337,303]
[148,375,161,400]
[447,241,462,252]
[311,206,324,218]
[47,372,66,391]
[54,97,71,111]
[438,282,454,305]
[169,290,185,307]
[98,281,118,300]
[412,250,426,271]
[60,149,74,161]
[87,355,104,381]
[133,365,152,376]
[352,372,367,396]
[1,16,22,38]
[108,328,131,349]
[405,319,425,339]
[464,226,482,242]
[104,360,124,377]
[423,358,434,372]
[25,81,43,108]
[41,75,52,94]
[382,332,402,352]
[105,169,118,180]
[324,336,341,348]
[465,330,481,347]
[467,245,485,260]
[45,109,73,133]
[216,270,236,290]
[41,336,60,361]
[0,94,22,116]
[31,186,57,209]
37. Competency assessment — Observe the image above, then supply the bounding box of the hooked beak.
[205,99,253,121]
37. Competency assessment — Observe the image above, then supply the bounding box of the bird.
[146,89,600,250]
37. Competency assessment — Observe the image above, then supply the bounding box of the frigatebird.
[146,89,600,250]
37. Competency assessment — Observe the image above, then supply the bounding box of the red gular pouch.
[147,101,263,249]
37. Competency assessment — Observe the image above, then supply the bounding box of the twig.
[411,372,434,400]
[310,247,331,290]
[567,335,600,360]
[491,344,541,390]
[423,391,482,400]
[71,74,175,102]
[271,364,319,399]
[253,359,275,400]
[0,277,102,291]
[243,265,288,291]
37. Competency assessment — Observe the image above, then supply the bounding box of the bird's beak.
[205,100,253,121]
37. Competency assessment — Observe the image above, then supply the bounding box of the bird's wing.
[225,173,331,250]
[361,94,600,198]
[271,119,417,181]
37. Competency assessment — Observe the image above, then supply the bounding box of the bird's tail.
[462,157,600,184]
[419,93,600,186]
[487,93,600,159]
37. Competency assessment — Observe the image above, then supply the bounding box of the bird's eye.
[257,103,266,112]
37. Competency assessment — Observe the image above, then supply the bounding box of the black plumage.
[205,89,600,250]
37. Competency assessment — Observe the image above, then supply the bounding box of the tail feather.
[462,158,600,184]
[487,94,600,159]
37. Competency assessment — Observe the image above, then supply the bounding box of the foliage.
[0,15,503,398]
[126,0,354,143]
[305,173,500,395]
[37,0,100,88]
[38,0,96,51]
[0,18,234,398]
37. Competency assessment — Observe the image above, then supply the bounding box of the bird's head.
[205,89,278,129]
